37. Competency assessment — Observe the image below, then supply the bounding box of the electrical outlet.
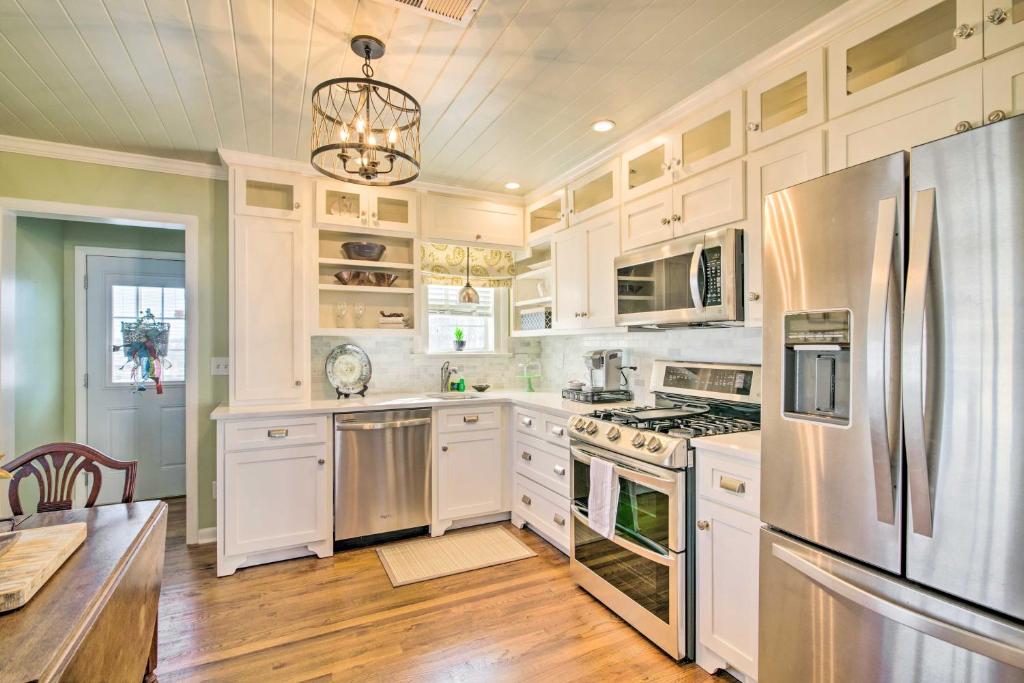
[212,480,217,500]
[210,357,230,375]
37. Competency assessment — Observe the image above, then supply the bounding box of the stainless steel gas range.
[567,360,761,660]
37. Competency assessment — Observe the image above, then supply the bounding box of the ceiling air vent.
[384,0,483,27]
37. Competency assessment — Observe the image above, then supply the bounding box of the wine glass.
[335,302,348,327]
[354,304,365,323]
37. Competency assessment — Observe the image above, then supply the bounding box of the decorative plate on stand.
[326,344,372,399]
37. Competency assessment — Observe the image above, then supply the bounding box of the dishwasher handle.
[336,417,432,431]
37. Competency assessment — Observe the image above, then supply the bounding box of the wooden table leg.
[144,612,158,682]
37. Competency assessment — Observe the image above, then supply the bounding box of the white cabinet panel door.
[552,226,587,329]
[235,167,305,221]
[983,45,1024,119]
[583,213,620,329]
[746,49,826,151]
[671,90,745,179]
[232,216,306,404]
[424,194,523,247]
[672,160,745,237]
[568,158,619,225]
[620,136,674,203]
[745,130,826,325]
[621,188,675,252]
[827,67,984,172]
[983,0,1024,56]
[438,429,504,520]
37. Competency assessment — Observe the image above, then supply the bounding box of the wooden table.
[0,501,168,682]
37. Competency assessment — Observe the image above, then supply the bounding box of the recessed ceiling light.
[591,119,616,132]
[504,181,521,190]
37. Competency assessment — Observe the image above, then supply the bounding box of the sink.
[425,393,481,400]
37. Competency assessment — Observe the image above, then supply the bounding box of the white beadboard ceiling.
[0,0,847,194]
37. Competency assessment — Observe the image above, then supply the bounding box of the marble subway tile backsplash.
[310,336,543,398]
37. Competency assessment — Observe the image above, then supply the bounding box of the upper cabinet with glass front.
[620,137,674,203]
[235,168,306,221]
[746,50,826,151]
[315,180,418,236]
[984,0,1024,55]
[567,158,619,225]
[828,0,984,117]
[525,190,567,245]
[670,91,745,180]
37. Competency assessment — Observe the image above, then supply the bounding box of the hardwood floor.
[158,498,730,682]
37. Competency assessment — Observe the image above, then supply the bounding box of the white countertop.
[691,430,761,460]
[210,390,637,421]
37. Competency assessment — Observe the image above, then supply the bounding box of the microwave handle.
[689,242,705,312]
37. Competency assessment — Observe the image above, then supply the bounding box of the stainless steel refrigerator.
[760,114,1024,682]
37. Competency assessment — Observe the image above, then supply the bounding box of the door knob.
[987,7,1008,24]
[697,520,710,531]
[953,23,975,39]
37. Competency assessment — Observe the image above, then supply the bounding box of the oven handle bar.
[570,445,678,493]
[570,507,674,566]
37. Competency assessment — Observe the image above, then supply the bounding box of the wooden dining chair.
[4,442,138,515]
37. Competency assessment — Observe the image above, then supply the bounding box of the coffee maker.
[562,349,634,403]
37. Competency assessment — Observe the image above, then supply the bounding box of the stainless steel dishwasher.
[334,409,432,542]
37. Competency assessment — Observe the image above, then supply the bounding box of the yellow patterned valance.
[420,243,516,288]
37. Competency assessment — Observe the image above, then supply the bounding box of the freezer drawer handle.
[718,476,745,494]
[772,543,1024,670]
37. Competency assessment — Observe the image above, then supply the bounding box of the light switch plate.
[210,357,230,375]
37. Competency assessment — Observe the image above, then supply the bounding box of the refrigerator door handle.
[772,542,1024,670]
[867,196,899,525]
[689,241,705,313]
[903,187,936,537]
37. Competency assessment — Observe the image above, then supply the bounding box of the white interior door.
[85,255,186,502]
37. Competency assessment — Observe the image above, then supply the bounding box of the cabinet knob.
[550,426,564,436]
[317,458,326,464]
[988,109,1007,123]
[553,465,566,476]
[521,416,533,426]
[747,291,761,302]
[295,379,302,386]
[660,217,670,225]
[475,234,482,240]
[987,7,1008,24]
[371,211,378,220]
[521,494,532,506]
[293,202,301,209]
[441,446,449,452]
[953,23,975,39]
[747,122,760,132]
[581,312,588,318]
[671,214,681,222]
[553,514,566,526]
[697,520,710,531]
[521,451,532,461]
[955,120,974,133]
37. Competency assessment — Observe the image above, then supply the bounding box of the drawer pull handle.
[521,495,532,506]
[521,417,533,426]
[267,428,289,439]
[463,415,480,424]
[550,426,564,437]
[719,476,746,494]
[553,514,566,526]
[521,452,532,462]
[553,465,566,476]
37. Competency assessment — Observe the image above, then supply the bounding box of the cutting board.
[0,522,87,612]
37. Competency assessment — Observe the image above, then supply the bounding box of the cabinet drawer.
[514,434,570,497]
[224,415,329,451]
[513,474,570,552]
[697,449,761,517]
[513,407,542,438]
[541,414,570,446]
[436,405,501,433]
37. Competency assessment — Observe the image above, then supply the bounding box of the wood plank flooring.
[157,498,729,682]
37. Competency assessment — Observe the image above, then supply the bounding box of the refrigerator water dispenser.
[782,310,851,425]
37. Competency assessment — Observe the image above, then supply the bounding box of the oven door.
[614,227,742,327]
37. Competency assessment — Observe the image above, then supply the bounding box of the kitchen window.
[423,284,508,354]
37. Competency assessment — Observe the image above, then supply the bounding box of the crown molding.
[523,0,902,204]
[0,134,226,181]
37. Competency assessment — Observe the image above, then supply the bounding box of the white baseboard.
[195,526,217,545]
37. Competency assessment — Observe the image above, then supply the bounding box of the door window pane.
[111,284,186,384]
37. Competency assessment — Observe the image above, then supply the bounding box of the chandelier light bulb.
[368,133,377,146]
[388,127,398,144]
[339,127,350,141]
[356,118,366,133]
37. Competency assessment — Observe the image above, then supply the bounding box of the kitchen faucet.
[440,361,455,392]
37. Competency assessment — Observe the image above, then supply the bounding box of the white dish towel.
[587,457,620,540]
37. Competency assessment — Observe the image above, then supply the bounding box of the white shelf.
[314,327,414,336]
[514,296,553,307]
[515,265,551,280]
[318,257,415,270]
[317,224,416,239]
[318,284,415,294]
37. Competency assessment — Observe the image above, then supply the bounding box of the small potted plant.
[453,327,466,351]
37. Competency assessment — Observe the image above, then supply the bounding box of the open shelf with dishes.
[511,244,554,336]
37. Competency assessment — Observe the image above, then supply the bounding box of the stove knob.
[606,426,621,441]
[585,420,599,435]
[631,433,647,449]
[574,417,587,432]
[568,416,580,429]
[646,437,662,453]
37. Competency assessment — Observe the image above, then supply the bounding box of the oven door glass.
[573,515,672,623]
[572,457,671,554]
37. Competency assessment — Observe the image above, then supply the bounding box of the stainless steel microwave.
[613,227,743,328]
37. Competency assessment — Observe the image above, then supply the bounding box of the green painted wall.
[1,151,227,529]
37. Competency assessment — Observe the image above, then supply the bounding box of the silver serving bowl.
[342,242,386,261]
[371,272,399,287]
[334,270,372,286]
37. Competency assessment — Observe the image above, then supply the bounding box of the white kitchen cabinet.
[526,190,567,245]
[217,415,333,577]
[511,407,572,555]
[552,213,620,329]
[235,167,306,221]
[672,160,745,237]
[746,49,826,151]
[423,193,524,248]
[437,429,505,520]
[671,90,745,179]
[827,65,983,172]
[620,137,674,203]
[744,130,826,325]
[983,45,1024,119]
[568,158,619,225]
[827,0,984,118]
[512,474,569,552]
[983,0,1024,55]
[231,215,307,405]
[621,188,675,251]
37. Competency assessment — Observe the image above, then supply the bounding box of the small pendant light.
[458,248,480,304]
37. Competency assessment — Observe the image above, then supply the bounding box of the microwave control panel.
[704,247,722,306]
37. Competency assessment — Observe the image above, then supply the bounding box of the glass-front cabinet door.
[525,190,566,244]
[827,0,983,117]
[670,91,745,180]
[621,138,673,203]
[568,159,619,225]
[235,168,305,220]
[746,50,826,151]
[369,187,418,235]
[984,0,1024,56]
[316,181,369,228]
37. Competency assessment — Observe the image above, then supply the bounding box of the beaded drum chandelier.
[310,35,421,186]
